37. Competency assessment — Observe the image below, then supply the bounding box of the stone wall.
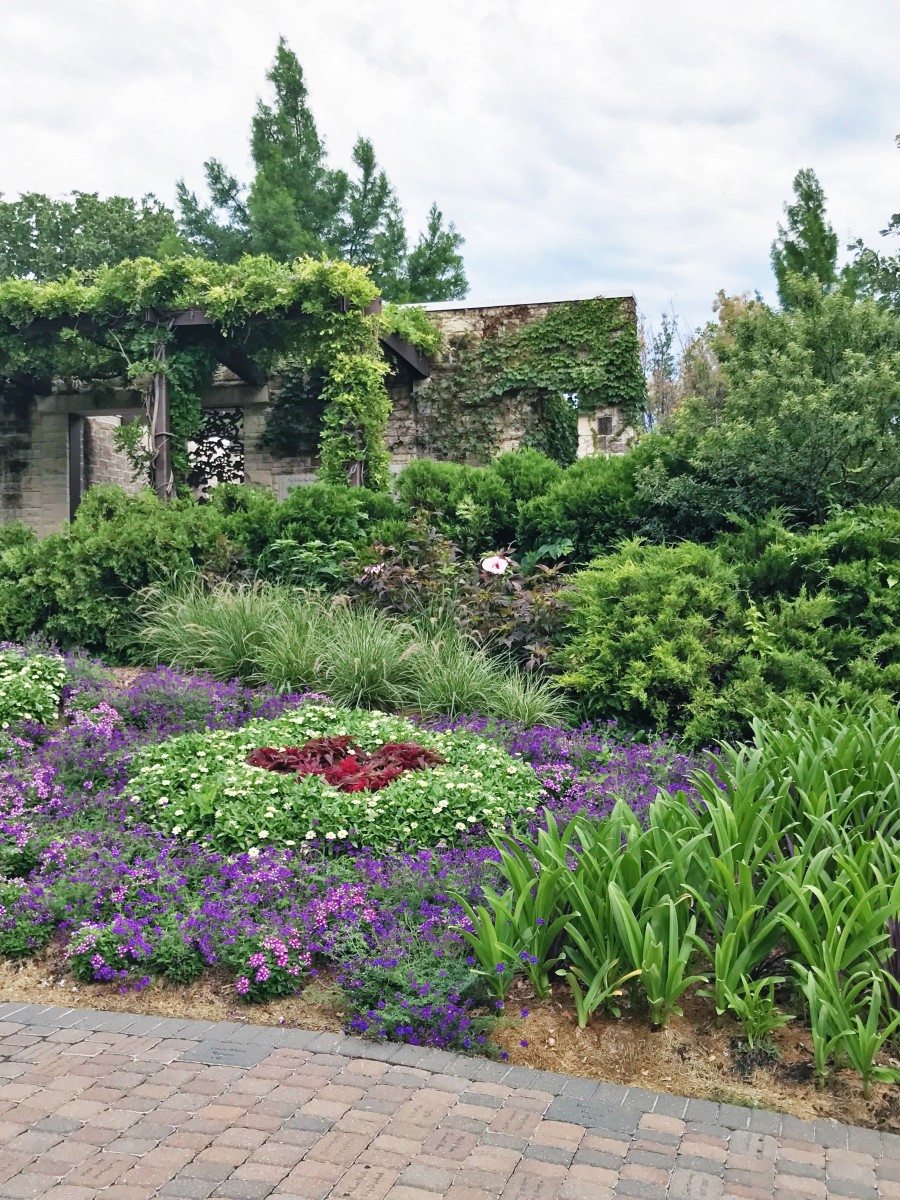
[1,293,640,532]
[7,397,70,537]
[381,295,639,468]
[0,390,33,527]
[84,416,145,494]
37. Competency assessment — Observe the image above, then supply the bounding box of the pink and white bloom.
[481,555,510,575]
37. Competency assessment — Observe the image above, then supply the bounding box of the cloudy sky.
[3,0,898,328]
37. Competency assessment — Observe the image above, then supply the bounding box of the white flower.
[305,831,315,840]
[247,847,260,859]
[258,830,269,839]
[481,555,510,575]
[337,829,348,839]
[325,831,337,841]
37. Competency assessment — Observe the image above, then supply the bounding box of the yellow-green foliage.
[0,254,391,490]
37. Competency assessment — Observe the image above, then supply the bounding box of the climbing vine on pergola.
[0,254,425,494]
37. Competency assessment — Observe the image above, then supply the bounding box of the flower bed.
[8,655,899,1128]
[129,706,540,850]
[1,661,699,1050]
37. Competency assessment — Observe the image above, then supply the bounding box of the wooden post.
[150,339,173,500]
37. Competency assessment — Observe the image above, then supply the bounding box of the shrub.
[0,486,231,656]
[516,451,646,562]
[0,650,66,727]
[129,704,540,851]
[351,525,572,671]
[558,540,747,740]
[205,484,280,564]
[396,450,562,552]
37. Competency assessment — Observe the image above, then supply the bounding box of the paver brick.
[3,1006,899,1200]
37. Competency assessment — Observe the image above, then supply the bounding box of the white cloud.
[1,0,898,328]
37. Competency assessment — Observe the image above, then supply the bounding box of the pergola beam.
[5,294,432,500]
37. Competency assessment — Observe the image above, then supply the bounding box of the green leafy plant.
[722,975,793,1051]
[0,650,66,727]
[608,886,705,1029]
[454,834,572,1000]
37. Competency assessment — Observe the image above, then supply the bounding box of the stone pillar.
[18,397,70,536]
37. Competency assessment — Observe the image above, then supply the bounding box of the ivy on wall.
[0,254,392,490]
[258,302,440,472]
[420,298,646,466]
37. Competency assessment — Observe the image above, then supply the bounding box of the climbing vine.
[380,302,443,357]
[421,299,645,466]
[318,354,391,488]
[0,254,391,490]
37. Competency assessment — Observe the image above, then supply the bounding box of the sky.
[3,0,899,330]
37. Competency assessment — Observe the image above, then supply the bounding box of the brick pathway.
[0,1003,898,1199]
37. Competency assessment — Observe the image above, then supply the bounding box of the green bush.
[275,483,376,546]
[558,510,900,742]
[205,484,280,564]
[0,523,36,553]
[396,450,562,552]
[0,482,407,656]
[0,650,66,727]
[0,486,231,656]
[129,703,540,851]
[558,540,747,741]
[516,451,646,561]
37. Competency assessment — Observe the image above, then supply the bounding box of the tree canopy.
[0,192,181,281]
[637,282,900,537]
[177,38,468,303]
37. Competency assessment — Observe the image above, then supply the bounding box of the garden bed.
[1,649,898,1132]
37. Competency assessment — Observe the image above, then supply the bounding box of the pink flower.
[481,555,510,576]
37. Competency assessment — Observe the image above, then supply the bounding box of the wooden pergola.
[8,296,432,501]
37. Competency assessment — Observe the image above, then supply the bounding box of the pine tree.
[176,38,468,302]
[405,204,468,302]
[246,38,347,258]
[175,162,250,264]
[771,168,839,308]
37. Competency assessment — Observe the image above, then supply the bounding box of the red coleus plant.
[246,737,445,794]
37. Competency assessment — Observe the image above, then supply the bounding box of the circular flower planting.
[130,704,540,851]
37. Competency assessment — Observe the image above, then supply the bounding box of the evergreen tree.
[337,137,406,290]
[246,38,347,258]
[176,38,468,301]
[175,162,250,264]
[405,204,468,302]
[851,134,900,311]
[770,168,839,308]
